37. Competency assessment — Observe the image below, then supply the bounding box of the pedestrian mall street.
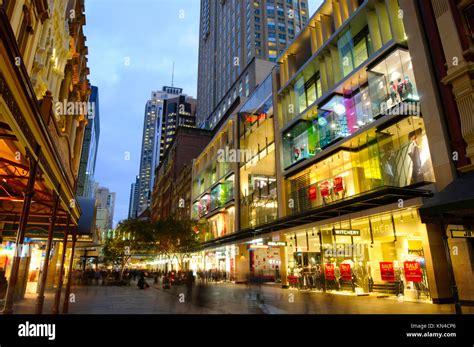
[12,281,473,315]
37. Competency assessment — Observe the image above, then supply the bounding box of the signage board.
[332,229,361,236]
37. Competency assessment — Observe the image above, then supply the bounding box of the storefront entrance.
[286,209,432,302]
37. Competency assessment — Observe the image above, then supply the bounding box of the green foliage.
[101,218,200,272]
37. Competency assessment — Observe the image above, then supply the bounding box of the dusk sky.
[84,0,323,226]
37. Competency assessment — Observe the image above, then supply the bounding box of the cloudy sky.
[84,0,323,225]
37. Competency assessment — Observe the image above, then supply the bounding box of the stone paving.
[10,281,474,314]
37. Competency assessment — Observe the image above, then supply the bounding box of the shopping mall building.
[186,0,474,307]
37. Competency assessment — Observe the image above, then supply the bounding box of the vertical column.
[367,10,383,52]
[321,15,332,42]
[63,228,77,314]
[340,0,350,22]
[324,53,335,87]
[3,146,40,314]
[319,58,329,93]
[330,46,342,83]
[375,2,392,45]
[332,1,343,29]
[287,54,297,79]
[52,215,70,314]
[314,21,324,49]
[385,0,406,42]
[309,27,318,54]
[280,235,288,288]
[35,186,61,314]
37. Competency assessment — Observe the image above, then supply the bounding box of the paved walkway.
[10,281,474,314]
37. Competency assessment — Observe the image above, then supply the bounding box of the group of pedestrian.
[196,269,229,283]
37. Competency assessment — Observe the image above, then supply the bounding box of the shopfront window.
[368,49,419,117]
[285,210,431,301]
[318,95,351,148]
[282,120,319,169]
[285,116,434,215]
[293,73,322,116]
[377,116,435,186]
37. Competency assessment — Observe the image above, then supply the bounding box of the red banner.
[404,261,422,282]
[325,263,335,281]
[320,181,330,198]
[333,176,344,192]
[308,186,317,200]
[340,263,352,281]
[379,262,395,282]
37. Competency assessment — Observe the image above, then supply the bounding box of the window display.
[286,210,432,301]
[368,49,419,116]
[282,120,318,168]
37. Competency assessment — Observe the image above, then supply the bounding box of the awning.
[419,171,474,225]
[77,197,96,236]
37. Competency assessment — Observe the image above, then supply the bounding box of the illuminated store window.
[285,210,431,300]
[317,95,350,148]
[368,49,419,117]
[284,116,435,214]
[282,120,319,169]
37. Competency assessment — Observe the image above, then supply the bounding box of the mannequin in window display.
[397,77,408,100]
[408,129,425,184]
[334,264,341,291]
[395,267,405,296]
[404,76,413,98]
[389,80,398,105]
[381,149,396,185]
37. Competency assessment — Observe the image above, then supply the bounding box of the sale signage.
[333,176,344,192]
[320,181,330,198]
[308,186,317,200]
[404,261,422,282]
[340,263,352,281]
[325,263,335,281]
[379,262,395,282]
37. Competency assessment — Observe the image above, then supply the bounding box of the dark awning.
[419,172,474,225]
[77,197,96,236]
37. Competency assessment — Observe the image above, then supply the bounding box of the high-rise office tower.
[128,175,140,219]
[137,86,196,215]
[159,94,197,162]
[77,86,100,198]
[95,186,116,238]
[197,0,309,128]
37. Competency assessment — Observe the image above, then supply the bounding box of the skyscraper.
[137,87,196,215]
[95,186,116,238]
[197,0,309,128]
[77,85,100,198]
[128,175,140,219]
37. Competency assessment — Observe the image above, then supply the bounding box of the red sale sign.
[379,262,395,282]
[325,263,335,280]
[320,181,330,198]
[404,261,422,282]
[308,186,317,200]
[333,176,344,193]
[340,263,352,281]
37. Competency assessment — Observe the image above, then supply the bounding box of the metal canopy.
[419,171,474,225]
[201,186,433,249]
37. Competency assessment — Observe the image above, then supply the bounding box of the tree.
[101,219,157,279]
[155,218,200,270]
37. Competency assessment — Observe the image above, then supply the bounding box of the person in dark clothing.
[137,272,149,290]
